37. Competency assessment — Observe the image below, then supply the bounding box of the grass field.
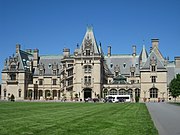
[0,102,158,135]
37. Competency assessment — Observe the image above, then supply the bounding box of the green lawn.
[0,102,157,135]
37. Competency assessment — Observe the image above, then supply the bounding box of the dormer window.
[48,64,52,69]
[10,65,16,70]
[123,63,126,68]
[10,73,16,80]
[151,65,156,72]
[131,71,135,77]
[39,70,43,75]
[110,63,113,68]
[86,50,90,56]
[53,70,56,75]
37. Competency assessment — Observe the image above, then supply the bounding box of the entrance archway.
[84,88,92,99]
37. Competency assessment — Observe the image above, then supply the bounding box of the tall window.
[4,90,6,98]
[19,90,21,97]
[151,65,156,72]
[39,70,43,75]
[86,50,90,56]
[68,70,73,76]
[52,79,56,85]
[135,89,140,97]
[151,76,156,83]
[68,79,73,86]
[128,89,133,97]
[131,72,135,77]
[53,70,56,75]
[39,79,43,85]
[103,89,108,97]
[84,76,91,85]
[150,88,158,98]
[84,65,91,73]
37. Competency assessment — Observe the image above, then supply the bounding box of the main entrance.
[84,88,92,99]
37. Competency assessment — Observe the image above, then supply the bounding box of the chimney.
[16,44,21,53]
[175,57,180,68]
[132,45,136,56]
[33,49,39,67]
[107,46,111,56]
[152,39,159,49]
[63,48,70,57]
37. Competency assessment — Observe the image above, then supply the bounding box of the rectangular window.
[68,70,73,76]
[131,72,135,77]
[152,65,156,72]
[86,50,90,56]
[151,76,156,83]
[39,79,43,85]
[52,79,56,85]
[4,91,6,97]
[68,79,73,86]
[131,80,135,84]
[39,70,43,75]
[10,74,16,80]
[84,65,91,73]
[53,70,56,75]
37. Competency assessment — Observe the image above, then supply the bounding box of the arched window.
[18,90,21,97]
[135,88,140,97]
[150,88,158,98]
[103,89,108,98]
[4,90,7,98]
[109,89,117,95]
[128,89,133,97]
[119,89,126,95]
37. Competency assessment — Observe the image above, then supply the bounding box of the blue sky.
[0,0,180,81]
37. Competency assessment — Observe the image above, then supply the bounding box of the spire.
[79,26,100,55]
[139,45,148,65]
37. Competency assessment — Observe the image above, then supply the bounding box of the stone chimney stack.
[152,39,159,49]
[16,44,21,53]
[63,48,70,57]
[33,49,39,68]
[175,57,180,68]
[132,45,136,56]
[107,46,111,57]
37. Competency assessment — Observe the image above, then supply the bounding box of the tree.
[10,94,15,102]
[169,74,180,101]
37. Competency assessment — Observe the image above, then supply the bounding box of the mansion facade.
[1,27,180,102]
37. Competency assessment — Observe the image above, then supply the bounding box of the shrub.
[135,96,139,103]
[10,94,15,102]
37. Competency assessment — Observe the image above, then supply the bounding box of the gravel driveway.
[146,102,180,135]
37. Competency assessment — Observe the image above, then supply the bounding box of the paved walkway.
[146,102,180,135]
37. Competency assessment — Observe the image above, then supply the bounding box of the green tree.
[10,94,15,102]
[169,74,180,101]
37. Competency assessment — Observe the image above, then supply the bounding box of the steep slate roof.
[105,55,140,76]
[141,48,166,70]
[79,26,100,55]
[18,50,33,70]
[139,45,148,64]
[34,55,63,75]
[167,61,175,84]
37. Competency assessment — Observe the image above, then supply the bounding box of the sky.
[0,0,180,82]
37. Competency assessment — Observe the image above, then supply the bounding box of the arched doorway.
[84,88,92,99]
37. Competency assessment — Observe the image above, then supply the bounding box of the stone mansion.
[1,27,180,102]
